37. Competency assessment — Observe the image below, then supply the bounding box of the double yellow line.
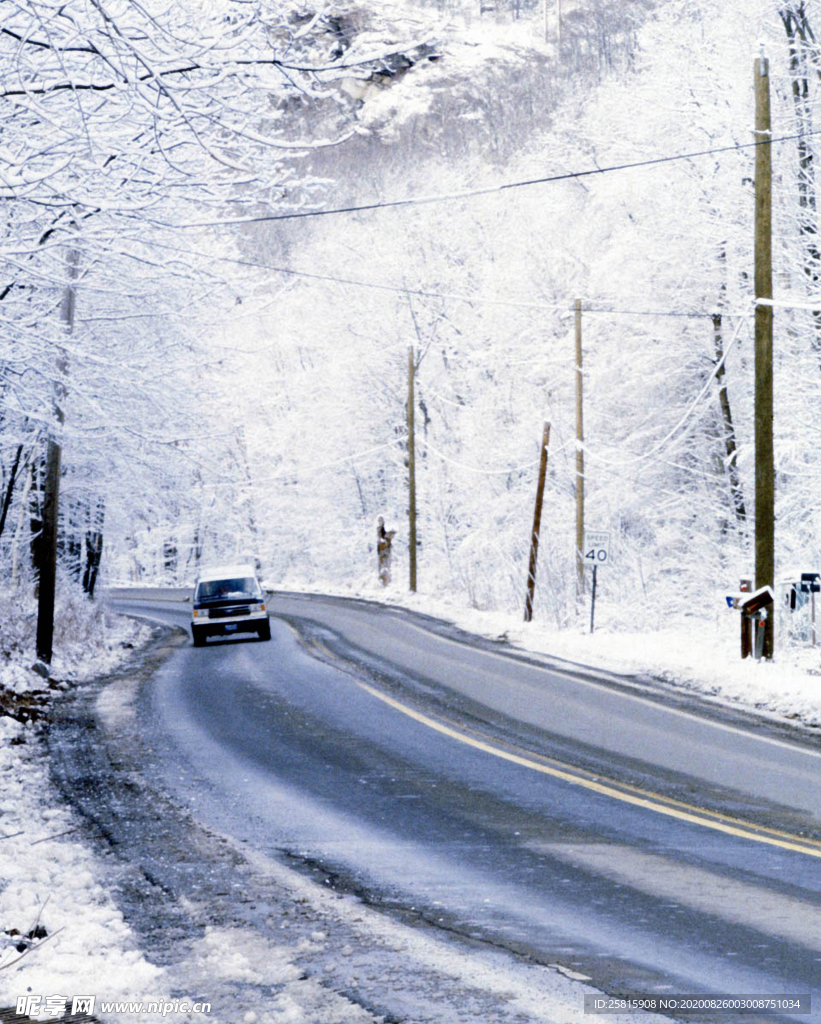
[309,636,821,860]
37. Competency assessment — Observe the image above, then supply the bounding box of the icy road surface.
[47,590,821,1023]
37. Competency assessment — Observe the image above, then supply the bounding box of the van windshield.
[196,578,259,602]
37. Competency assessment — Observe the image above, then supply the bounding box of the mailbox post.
[739,578,752,658]
[801,572,821,646]
[784,572,821,646]
[727,585,774,660]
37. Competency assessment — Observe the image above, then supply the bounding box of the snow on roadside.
[0,595,172,1022]
[0,715,163,1019]
[269,575,821,730]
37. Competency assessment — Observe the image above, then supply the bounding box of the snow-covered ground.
[0,603,167,1021]
[0,714,164,1021]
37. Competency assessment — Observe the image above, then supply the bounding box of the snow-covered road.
[42,616,663,1024]
[5,590,821,1022]
[65,592,821,1021]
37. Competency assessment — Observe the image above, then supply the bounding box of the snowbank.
[0,592,168,1022]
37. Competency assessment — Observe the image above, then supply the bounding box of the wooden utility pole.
[575,299,585,604]
[407,346,417,593]
[37,248,77,664]
[754,55,775,660]
[524,422,551,622]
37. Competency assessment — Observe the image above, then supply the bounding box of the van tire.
[258,620,271,641]
[192,626,207,647]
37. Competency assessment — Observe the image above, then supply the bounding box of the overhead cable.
[174,127,821,229]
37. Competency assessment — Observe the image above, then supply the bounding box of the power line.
[582,307,719,319]
[174,127,820,229]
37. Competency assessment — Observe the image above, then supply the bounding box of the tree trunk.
[233,426,259,555]
[781,3,821,356]
[36,437,62,662]
[29,454,45,587]
[60,496,84,582]
[0,443,23,540]
[11,461,33,587]
[82,499,105,599]
[712,314,747,529]
[36,246,77,663]
[163,540,178,579]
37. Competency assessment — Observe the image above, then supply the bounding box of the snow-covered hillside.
[2,0,820,658]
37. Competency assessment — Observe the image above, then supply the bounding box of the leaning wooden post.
[524,422,551,622]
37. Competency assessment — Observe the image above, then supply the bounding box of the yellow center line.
[305,638,821,859]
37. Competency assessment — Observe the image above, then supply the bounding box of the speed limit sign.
[584,531,611,566]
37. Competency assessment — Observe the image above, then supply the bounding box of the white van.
[190,564,271,646]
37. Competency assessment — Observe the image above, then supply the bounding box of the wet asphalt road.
[106,591,821,1021]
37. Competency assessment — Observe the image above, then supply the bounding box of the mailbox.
[739,586,774,615]
[727,586,774,659]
